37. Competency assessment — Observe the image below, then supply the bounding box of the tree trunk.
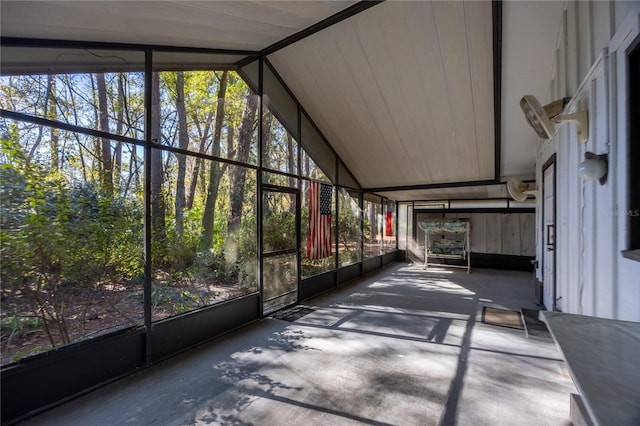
[175,72,189,239]
[287,132,296,211]
[28,76,48,162]
[150,72,166,246]
[368,203,377,250]
[113,73,125,191]
[124,144,141,199]
[47,75,59,172]
[227,92,258,237]
[262,114,272,169]
[186,110,213,210]
[63,75,89,182]
[226,123,235,163]
[200,71,229,251]
[96,73,113,197]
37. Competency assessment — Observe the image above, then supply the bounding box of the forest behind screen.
[0,62,392,366]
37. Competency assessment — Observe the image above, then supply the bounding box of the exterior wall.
[415,212,535,257]
[536,1,640,321]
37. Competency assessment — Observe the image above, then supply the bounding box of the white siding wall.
[536,2,640,321]
[415,212,535,257]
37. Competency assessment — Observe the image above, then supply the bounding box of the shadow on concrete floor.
[19,264,575,426]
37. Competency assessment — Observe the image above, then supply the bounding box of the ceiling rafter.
[260,1,384,57]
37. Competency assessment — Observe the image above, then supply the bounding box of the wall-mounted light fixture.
[520,95,589,143]
[578,151,608,184]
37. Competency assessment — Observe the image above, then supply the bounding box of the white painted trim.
[567,1,580,93]
[565,48,609,113]
[608,6,640,53]
[611,6,639,320]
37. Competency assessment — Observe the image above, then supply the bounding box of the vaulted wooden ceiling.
[0,1,355,51]
[0,1,563,201]
[269,1,495,189]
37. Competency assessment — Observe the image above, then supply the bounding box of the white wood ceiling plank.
[272,31,388,186]
[353,2,436,184]
[280,42,372,182]
[324,30,397,185]
[394,2,456,183]
[346,6,419,185]
[375,183,515,202]
[1,1,356,51]
[464,0,496,180]
[269,1,495,189]
[432,1,481,180]
[329,27,398,184]
[390,2,458,184]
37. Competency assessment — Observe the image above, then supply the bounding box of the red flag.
[307,182,332,260]
[385,210,393,236]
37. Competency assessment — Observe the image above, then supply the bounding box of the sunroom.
[1,1,639,425]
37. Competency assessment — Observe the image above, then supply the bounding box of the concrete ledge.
[571,393,595,426]
[542,312,640,426]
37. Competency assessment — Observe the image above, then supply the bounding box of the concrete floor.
[19,264,575,426]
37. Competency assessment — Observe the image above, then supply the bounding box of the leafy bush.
[1,135,144,351]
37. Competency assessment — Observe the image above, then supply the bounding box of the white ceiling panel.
[269,1,495,189]
[375,183,510,203]
[0,1,356,51]
[1,0,565,201]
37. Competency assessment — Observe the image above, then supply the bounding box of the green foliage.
[338,207,360,244]
[263,210,296,252]
[1,315,41,335]
[12,345,52,363]
[190,214,256,286]
[1,70,265,364]
[1,132,144,352]
[0,68,374,364]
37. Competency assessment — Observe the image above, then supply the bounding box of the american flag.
[307,181,333,260]
[385,202,393,236]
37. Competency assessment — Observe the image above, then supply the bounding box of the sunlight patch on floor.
[370,278,476,296]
